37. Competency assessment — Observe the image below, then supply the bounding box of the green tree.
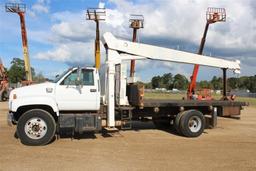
[198,80,211,89]
[211,76,222,90]
[228,77,239,90]
[151,76,161,89]
[238,76,249,90]
[8,58,35,83]
[162,73,173,90]
[244,75,256,93]
[144,82,152,89]
[173,74,188,90]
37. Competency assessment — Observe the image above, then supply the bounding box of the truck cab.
[9,67,100,114]
[54,67,100,111]
[8,67,101,145]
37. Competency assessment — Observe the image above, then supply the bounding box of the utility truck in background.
[7,32,246,146]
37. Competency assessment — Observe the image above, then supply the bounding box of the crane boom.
[102,32,241,128]
[103,32,240,72]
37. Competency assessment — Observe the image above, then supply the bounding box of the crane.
[187,7,226,100]
[102,32,240,127]
[5,3,32,83]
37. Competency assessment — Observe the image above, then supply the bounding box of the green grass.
[144,92,255,107]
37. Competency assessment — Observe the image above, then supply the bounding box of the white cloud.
[33,0,256,80]
[28,0,49,17]
[99,2,105,8]
[32,3,49,14]
[36,41,95,65]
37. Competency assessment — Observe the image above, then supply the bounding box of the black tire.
[179,110,205,137]
[174,111,186,134]
[17,109,56,146]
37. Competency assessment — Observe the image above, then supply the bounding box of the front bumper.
[7,112,14,126]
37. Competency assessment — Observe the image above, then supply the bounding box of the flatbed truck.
[7,32,246,145]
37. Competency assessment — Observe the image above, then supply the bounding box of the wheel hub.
[25,117,47,139]
[188,116,202,133]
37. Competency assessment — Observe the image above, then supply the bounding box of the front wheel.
[17,109,56,146]
[179,110,205,137]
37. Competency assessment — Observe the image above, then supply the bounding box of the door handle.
[90,89,97,92]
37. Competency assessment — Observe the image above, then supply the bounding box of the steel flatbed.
[143,99,247,107]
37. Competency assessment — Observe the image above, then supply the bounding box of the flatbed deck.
[143,99,247,107]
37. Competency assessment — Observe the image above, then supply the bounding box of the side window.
[82,69,94,85]
[61,70,78,85]
[60,69,94,86]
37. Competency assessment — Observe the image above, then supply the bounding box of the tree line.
[144,73,256,93]
[4,58,256,93]
[6,58,46,83]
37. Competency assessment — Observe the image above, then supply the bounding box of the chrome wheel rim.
[24,117,47,139]
[188,116,202,133]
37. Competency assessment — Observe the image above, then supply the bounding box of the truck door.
[55,68,100,111]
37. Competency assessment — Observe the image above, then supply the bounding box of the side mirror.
[75,79,83,86]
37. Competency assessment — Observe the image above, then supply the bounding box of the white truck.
[7,32,246,146]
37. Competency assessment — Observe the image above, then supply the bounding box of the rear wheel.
[179,110,205,137]
[17,109,56,146]
[174,111,185,134]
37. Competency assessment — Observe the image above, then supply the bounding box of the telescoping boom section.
[103,32,240,72]
[102,32,241,128]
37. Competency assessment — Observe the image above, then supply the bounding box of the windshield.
[52,69,71,83]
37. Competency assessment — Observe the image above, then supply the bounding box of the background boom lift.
[86,8,106,70]
[187,7,226,100]
[129,14,144,81]
[5,3,32,83]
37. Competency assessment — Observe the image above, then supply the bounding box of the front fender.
[11,96,59,114]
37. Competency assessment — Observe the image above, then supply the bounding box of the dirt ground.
[0,102,256,171]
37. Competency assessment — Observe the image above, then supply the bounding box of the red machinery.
[0,58,9,101]
[5,3,33,84]
[129,14,144,80]
[187,8,226,100]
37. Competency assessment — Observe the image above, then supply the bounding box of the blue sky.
[0,0,255,82]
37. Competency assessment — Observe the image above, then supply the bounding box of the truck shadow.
[14,121,208,145]
[58,129,97,140]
